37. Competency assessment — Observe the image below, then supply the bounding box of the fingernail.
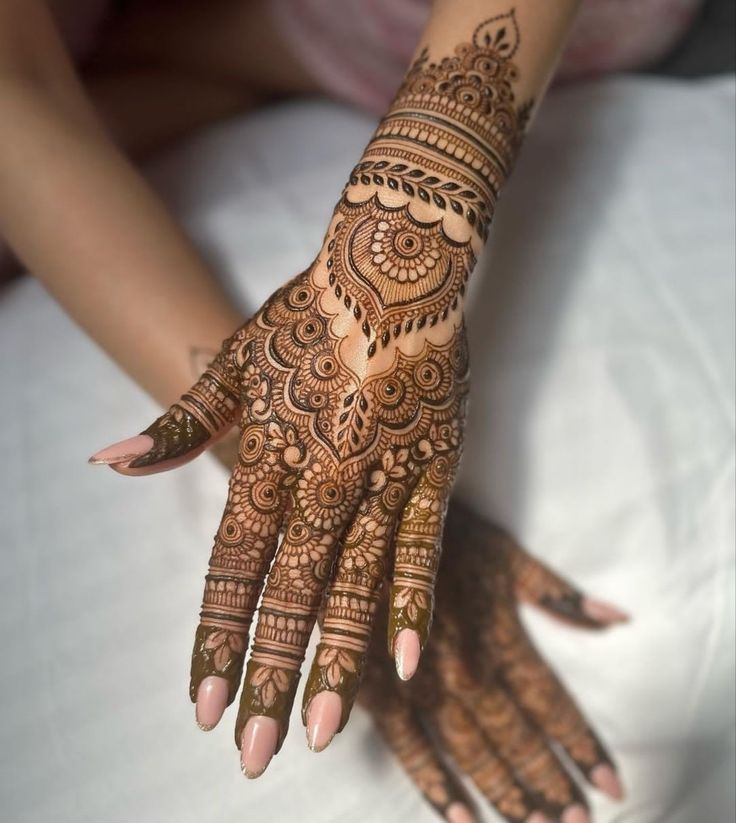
[591,763,625,800]
[306,691,342,752]
[445,802,476,823]
[582,596,630,624]
[562,805,590,823]
[526,813,553,823]
[526,812,550,823]
[88,434,153,465]
[394,629,421,681]
[240,715,279,778]
[195,676,229,731]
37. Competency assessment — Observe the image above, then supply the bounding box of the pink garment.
[269,0,704,112]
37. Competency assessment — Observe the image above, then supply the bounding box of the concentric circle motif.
[293,317,325,346]
[219,513,244,547]
[286,519,311,546]
[427,454,452,486]
[287,283,315,311]
[376,376,405,408]
[239,425,266,465]
[311,353,339,381]
[250,479,280,513]
[414,360,443,391]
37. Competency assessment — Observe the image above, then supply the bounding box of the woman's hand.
[90,192,471,774]
[90,4,586,779]
[360,504,627,823]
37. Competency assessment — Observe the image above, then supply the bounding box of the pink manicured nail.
[240,716,279,778]
[195,676,229,731]
[591,763,625,800]
[394,629,421,681]
[582,596,630,624]
[306,691,342,752]
[88,434,154,465]
[445,802,476,823]
[562,805,590,823]
[526,813,553,823]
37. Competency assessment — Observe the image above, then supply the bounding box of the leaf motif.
[318,647,338,666]
[338,651,357,673]
[251,666,272,687]
[407,601,418,623]
[416,592,430,610]
[327,662,342,688]
[213,643,231,671]
[261,680,277,709]
[273,669,290,693]
[204,629,227,650]
[394,589,411,608]
[228,633,246,654]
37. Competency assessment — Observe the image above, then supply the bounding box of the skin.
[360,504,628,823]
[88,1,587,777]
[0,0,611,794]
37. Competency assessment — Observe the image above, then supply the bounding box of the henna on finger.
[91,10,542,771]
[431,630,588,817]
[188,417,292,728]
[389,446,463,679]
[431,695,540,823]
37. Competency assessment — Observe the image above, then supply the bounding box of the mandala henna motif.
[112,10,536,759]
[195,12,531,750]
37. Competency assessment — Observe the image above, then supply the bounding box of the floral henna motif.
[100,10,535,762]
[357,506,620,822]
[198,11,528,751]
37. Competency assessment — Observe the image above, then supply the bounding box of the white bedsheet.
[0,76,734,823]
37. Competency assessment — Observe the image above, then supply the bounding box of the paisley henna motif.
[102,10,536,761]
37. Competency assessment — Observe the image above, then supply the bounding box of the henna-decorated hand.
[90,12,540,778]
[360,503,628,823]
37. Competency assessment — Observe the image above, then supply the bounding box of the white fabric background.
[0,76,734,822]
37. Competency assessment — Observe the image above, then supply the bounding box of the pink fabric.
[269,0,704,112]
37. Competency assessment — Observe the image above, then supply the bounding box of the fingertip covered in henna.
[394,628,421,681]
[445,801,477,823]
[195,676,229,731]
[306,691,343,752]
[88,434,154,466]
[240,715,279,779]
[591,763,625,800]
[582,597,631,626]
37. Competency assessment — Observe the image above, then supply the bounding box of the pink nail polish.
[561,805,590,823]
[240,716,279,779]
[582,596,630,624]
[525,813,553,823]
[445,802,476,823]
[394,629,421,681]
[306,691,343,752]
[591,763,625,800]
[88,434,154,465]
[195,676,229,731]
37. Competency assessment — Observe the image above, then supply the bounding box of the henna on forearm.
[92,2,588,780]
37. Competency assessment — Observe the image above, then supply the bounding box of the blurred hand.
[359,503,628,823]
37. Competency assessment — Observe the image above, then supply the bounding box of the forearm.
[349,0,579,271]
[0,3,243,405]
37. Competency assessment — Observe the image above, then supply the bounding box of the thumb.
[89,330,243,475]
[510,542,630,630]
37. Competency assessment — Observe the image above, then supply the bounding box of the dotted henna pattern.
[134,9,535,756]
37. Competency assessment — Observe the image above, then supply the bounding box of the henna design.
[105,10,536,760]
[359,505,618,822]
